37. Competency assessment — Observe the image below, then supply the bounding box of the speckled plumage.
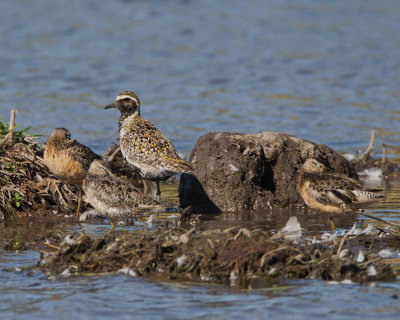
[82,160,160,217]
[44,128,102,186]
[104,91,194,182]
[298,158,383,214]
[120,115,194,180]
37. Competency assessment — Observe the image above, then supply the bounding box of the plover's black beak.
[104,103,116,109]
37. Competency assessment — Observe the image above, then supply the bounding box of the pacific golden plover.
[82,159,161,230]
[298,158,383,214]
[104,91,194,200]
[44,128,102,218]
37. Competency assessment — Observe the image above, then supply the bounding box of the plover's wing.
[123,117,193,174]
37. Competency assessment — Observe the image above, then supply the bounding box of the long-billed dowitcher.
[82,159,161,230]
[298,158,383,214]
[44,128,101,218]
[104,91,194,201]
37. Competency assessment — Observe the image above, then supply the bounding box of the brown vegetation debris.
[44,228,396,284]
[0,140,79,219]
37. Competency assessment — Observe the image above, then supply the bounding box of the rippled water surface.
[1,0,400,319]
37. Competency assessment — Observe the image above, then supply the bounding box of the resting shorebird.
[298,158,383,214]
[82,159,161,230]
[104,91,194,201]
[44,128,101,218]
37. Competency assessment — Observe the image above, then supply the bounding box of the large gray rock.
[179,131,357,213]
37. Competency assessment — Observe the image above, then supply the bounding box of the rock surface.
[179,131,357,213]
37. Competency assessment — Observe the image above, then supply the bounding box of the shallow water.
[1,182,399,320]
[1,0,400,319]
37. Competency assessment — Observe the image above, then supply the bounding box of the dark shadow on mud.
[179,173,221,214]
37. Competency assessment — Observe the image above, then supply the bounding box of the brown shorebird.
[82,159,161,230]
[44,128,101,218]
[104,91,194,201]
[298,158,383,214]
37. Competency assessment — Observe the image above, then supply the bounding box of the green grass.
[0,116,36,153]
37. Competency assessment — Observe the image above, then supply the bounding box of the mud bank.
[43,227,398,283]
[179,131,357,213]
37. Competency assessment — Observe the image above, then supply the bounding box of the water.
[1,0,400,318]
[1,0,400,154]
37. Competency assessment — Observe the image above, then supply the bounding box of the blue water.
[1,0,400,319]
[0,0,399,154]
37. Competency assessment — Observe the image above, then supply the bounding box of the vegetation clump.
[0,114,78,220]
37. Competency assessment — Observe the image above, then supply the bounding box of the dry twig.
[355,129,376,162]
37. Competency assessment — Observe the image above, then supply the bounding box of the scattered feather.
[356,250,365,263]
[268,267,276,276]
[362,224,375,234]
[118,267,137,277]
[378,249,394,258]
[341,279,354,285]
[229,163,239,172]
[338,249,350,259]
[146,214,155,225]
[60,269,71,277]
[281,216,302,239]
[176,255,188,268]
[79,209,100,221]
[106,242,118,252]
[321,232,338,242]
[348,223,363,236]
[343,153,356,161]
[63,235,76,246]
[358,167,382,179]
[229,271,238,286]
[367,265,377,277]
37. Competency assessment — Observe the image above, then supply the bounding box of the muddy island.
[1,113,400,285]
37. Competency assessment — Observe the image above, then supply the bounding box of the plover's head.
[302,158,329,173]
[104,91,140,116]
[48,128,71,141]
[87,159,113,176]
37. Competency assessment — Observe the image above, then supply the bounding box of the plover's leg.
[156,181,161,202]
[143,179,149,195]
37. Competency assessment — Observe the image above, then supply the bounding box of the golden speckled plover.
[298,158,383,214]
[82,159,161,230]
[44,128,102,218]
[104,91,194,201]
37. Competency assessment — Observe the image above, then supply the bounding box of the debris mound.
[44,228,396,283]
[0,116,78,219]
